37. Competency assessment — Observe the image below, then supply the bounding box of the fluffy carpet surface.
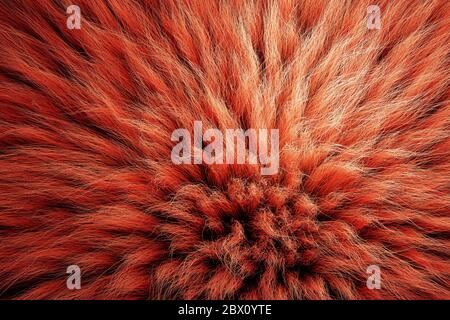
[0,0,449,299]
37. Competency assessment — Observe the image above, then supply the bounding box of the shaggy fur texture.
[0,0,449,300]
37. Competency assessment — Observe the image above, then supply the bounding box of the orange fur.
[0,0,449,299]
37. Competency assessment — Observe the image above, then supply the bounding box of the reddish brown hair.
[0,0,449,299]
